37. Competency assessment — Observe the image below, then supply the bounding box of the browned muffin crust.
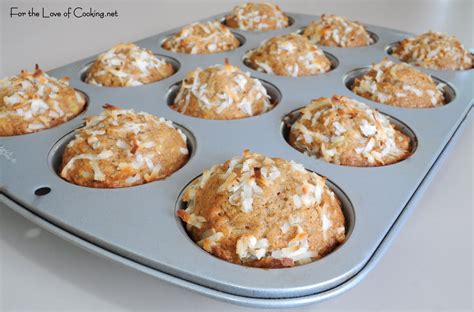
[225,2,289,31]
[178,150,346,268]
[85,43,174,87]
[392,31,473,70]
[244,33,332,77]
[171,60,273,119]
[0,65,86,136]
[288,96,412,166]
[60,105,189,188]
[302,14,374,48]
[162,21,240,54]
[352,59,445,108]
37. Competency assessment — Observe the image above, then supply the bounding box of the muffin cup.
[281,106,418,167]
[343,67,456,107]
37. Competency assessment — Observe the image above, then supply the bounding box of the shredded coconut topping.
[60,104,188,187]
[303,14,373,48]
[0,65,85,136]
[178,150,345,267]
[198,229,224,251]
[85,43,173,87]
[236,235,269,259]
[173,61,272,119]
[244,33,331,77]
[290,95,411,166]
[271,225,318,262]
[226,2,289,31]
[352,58,445,108]
[392,31,473,70]
[162,21,240,54]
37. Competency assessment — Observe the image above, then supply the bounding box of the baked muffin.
[288,96,411,166]
[225,2,289,31]
[391,31,472,70]
[162,21,240,54]
[302,14,374,48]
[171,60,273,119]
[84,43,174,87]
[178,150,346,268]
[352,59,445,108]
[0,65,86,136]
[60,104,189,188]
[244,33,332,77]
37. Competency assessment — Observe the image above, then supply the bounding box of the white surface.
[0,0,473,311]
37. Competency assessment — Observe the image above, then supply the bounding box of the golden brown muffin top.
[244,33,332,77]
[226,2,289,31]
[0,65,86,136]
[289,96,411,166]
[60,104,188,188]
[302,14,374,48]
[172,60,273,119]
[392,31,473,70]
[162,21,240,54]
[178,150,346,268]
[85,43,174,87]
[352,59,445,108]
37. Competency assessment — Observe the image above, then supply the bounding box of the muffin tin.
[0,12,472,308]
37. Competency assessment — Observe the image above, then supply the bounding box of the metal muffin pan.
[0,12,472,308]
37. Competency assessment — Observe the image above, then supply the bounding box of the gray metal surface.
[0,12,472,308]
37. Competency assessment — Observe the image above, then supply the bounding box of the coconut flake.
[236,235,268,260]
[360,119,377,137]
[292,195,302,208]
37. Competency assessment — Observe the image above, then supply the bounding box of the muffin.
[85,43,174,87]
[162,21,240,54]
[60,104,189,188]
[302,14,374,48]
[0,65,86,136]
[225,2,289,31]
[391,31,472,70]
[288,96,411,166]
[178,150,346,268]
[171,60,273,119]
[244,33,332,77]
[352,59,445,108]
